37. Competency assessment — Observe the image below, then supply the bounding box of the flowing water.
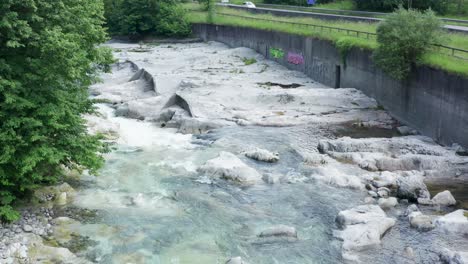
[71,111,365,263]
[59,42,468,264]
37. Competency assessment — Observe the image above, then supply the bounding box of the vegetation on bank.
[0,0,113,221]
[186,5,468,77]
[103,0,191,38]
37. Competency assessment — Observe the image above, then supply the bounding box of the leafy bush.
[373,8,443,80]
[0,0,113,221]
[104,0,191,38]
[352,0,449,14]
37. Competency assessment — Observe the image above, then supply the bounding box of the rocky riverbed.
[2,41,468,263]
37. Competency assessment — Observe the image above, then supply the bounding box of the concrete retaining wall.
[192,23,468,147]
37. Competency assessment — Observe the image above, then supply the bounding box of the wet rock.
[404,247,415,259]
[377,187,390,198]
[364,197,375,204]
[243,148,279,163]
[198,152,262,184]
[56,192,68,206]
[439,248,468,264]
[114,104,130,117]
[409,212,435,231]
[34,183,76,205]
[368,191,378,198]
[177,118,232,134]
[396,171,430,202]
[397,126,418,136]
[405,204,420,216]
[378,197,398,210]
[371,171,398,188]
[258,225,297,238]
[434,210,468,235]
[431,190,456,206]
[334,205,395,257]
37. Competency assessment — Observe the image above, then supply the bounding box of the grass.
[186,5,468,76]
[242,57,257,65]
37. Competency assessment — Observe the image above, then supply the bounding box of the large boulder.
[396,171,430,202]
[197,152,262,184]
[434,210,468,235]
[409,212,435,231]
[378,197,398,210]
[334,205,395,260]
[431,190,457,206]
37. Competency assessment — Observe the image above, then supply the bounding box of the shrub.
[0,0,113,222]
[373,8,443,80]
[104,0,191,38]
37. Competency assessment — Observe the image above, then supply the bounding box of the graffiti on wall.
[287,52,304,65]
[269,48,285,59]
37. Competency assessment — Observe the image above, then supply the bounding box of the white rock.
[378,197,398,210]
[311,166,364,189]
[334,205,395,258]
[405,204,420,216]
[198,152,262,184]
[431,190,456,206]
[434,210,468,235]
[22,225,33,233]
[243,148,279,163]
[409,212,435,231]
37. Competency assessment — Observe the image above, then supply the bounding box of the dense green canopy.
[0,0,113,221]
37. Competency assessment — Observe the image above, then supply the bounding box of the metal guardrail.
[256,3,468,26]
[190,10,468,59]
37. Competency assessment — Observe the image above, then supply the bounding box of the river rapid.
[35,42,468,264]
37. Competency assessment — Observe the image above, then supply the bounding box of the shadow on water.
[332,122,400,139]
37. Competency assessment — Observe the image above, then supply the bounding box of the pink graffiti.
[287,52,304,65]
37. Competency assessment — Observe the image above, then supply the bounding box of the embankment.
[192,23,468,147]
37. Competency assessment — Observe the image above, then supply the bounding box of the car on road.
[243,1,256,8]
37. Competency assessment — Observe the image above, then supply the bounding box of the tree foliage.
[373,8,443,80]
[263,0,333,6]
[103,0,191,38]
[352,0,450,14]
[0,0,113,221]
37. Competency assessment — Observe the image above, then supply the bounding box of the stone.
[243,148,279,163]
[431,190,456,206]
[22,225,33,233]
[404,247,415,259]
[258,225,297,238]
[334,205,395,257]
[368,191,378,198]
[405,204,419,216]
[56,192,67,206]
[434,210,468,235]
[197,152,262,184]
[397,126,418,136]
[409,212,435,231]
[377,187,390,198]
[378,197,398,210]
[396,171,430,202]
[364,197,375,204]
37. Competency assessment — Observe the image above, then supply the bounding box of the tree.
[104,0,191,38]
[373,8,443,80]
[0,0,113,221]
